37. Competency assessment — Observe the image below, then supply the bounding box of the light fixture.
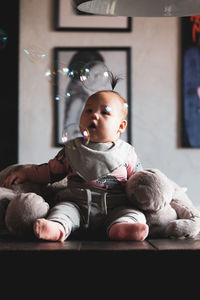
[77,0,200,17]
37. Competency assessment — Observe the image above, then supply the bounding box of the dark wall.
[0,0,19,171]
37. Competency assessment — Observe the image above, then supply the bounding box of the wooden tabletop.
[1,234,200,275]
[1,234,200,252]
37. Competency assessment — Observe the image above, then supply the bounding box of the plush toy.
[0,164,51,238]
[126,169,200,238]
[0,163,69,238]
[1,164,200,240]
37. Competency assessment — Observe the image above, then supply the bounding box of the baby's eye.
[86,108,92,113]
[102,106,111,115]
[102,110,109,115]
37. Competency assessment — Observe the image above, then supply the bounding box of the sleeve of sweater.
[24,148,70,184]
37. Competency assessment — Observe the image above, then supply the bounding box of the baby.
[3,90,149,242]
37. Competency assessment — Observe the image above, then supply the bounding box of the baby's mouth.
[89,122,97,129]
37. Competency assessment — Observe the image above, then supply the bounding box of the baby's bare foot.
[34,218,66,242]
[108,223,149,241]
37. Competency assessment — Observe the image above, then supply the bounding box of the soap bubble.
[57,61,70,77]
[65,60,111,91]
[24,45,47,64]
[105,105,112,113]
[45,62,67,84]
[45,61,71,100]
[80,61,111,91]
[55,89,71,101]
[0,29,8,49]
[62,123,90,146]
[67,61,87,81]
[44,67,57,84]
[82,128,90,145]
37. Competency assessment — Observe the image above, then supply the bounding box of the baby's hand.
[3,170,27,187]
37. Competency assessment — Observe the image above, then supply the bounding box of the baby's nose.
[92,112,99,120]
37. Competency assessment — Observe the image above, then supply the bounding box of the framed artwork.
[181,16,200,148]
[53,47,132,147]
[54,0,132,32]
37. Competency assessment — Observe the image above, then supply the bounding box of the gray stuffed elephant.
[0,163,67,238]
[0,164,55,238]
[126,169,200,238]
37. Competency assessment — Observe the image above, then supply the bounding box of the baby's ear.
[118,120,127,133]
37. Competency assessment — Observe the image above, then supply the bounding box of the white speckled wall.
[19,0,200,207]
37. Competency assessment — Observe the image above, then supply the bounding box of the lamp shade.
[77,0,200,17]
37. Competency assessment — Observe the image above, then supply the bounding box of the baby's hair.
[109,72,122,90]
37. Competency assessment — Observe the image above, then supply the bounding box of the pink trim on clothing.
[24,145,138,187]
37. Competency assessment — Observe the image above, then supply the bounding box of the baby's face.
[79,91,127,143]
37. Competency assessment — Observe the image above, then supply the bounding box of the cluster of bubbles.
[23,45,114,101]
[52,60,112,101]
[0,29,8,49]
[22,44,127,145]
[62,123,90,146]
[23,46,111,95]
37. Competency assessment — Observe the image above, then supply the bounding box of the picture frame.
[53,47,132,147]
[181,16,200,148]
[54,0,132,32]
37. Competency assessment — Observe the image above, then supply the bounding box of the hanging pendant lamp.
[77,0,200,17]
